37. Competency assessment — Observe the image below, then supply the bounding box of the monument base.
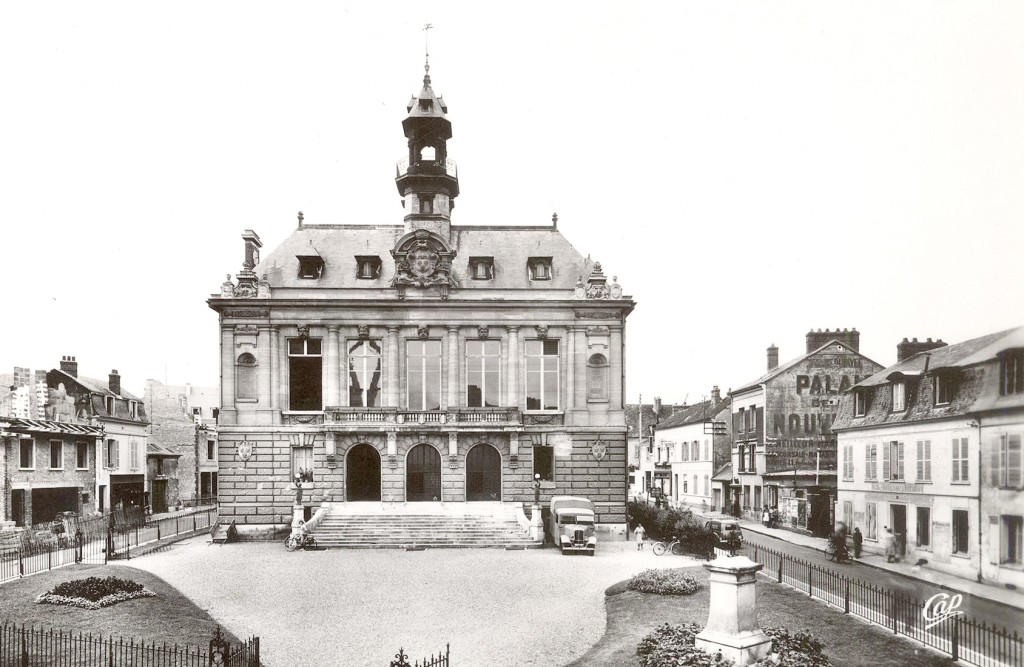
[694,628,772,666]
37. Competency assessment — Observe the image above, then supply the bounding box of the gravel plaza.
[110,537,686,667]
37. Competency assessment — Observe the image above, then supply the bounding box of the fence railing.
[390,643,450,667]
[0,621,258,666]
[0,507,217,585]
[748,542,1023,667]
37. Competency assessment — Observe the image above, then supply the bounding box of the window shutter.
[755,407,764,441]
[882,441,890,480]
[897,442,905,479]
[1009,434,1022,488]
[917,441,923,481]
[991,436,1002,487]
[925,441,931,481]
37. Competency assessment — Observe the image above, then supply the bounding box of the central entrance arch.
[466,444,502,501]
[346,444,381,502]
[406,444,442,502]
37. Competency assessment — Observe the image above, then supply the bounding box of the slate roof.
[833,325,1024,430]
[51,370,141,401]
[657,398,731,430]
[255,224,597,292]
[732,340,881,395]
[147,438,181,457]
[625,402,681,438]
[712,462,733,481]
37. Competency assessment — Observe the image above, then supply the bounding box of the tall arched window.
[587,354,608,401]
[236,352,257,400]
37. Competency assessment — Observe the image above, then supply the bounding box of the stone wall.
[144,380,198,501]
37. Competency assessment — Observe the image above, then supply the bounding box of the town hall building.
[208,64,634,538]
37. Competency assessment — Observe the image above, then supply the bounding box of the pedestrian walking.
[881,526,896,562]
[762,506,770,527]
[635,524,646,550]
[852,527,863,558]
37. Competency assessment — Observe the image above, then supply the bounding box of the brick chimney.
[711,385,722,403]
[108,369,121,396]
[897,337,947,362]
[60,355,79,378]
[806,328,860,353]
[767,345,779,371]
[653,396,662,416]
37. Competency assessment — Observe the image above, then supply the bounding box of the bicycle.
[825,542,850,563]
[652,536,685,556]
[284,532,317,552]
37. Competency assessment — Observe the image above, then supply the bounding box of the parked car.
[705,520,743,546]
[548,496,597,556]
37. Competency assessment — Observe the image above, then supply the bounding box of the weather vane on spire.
[423,23,433,75]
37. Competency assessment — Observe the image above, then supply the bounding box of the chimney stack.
[653,396,662,416]
[108,369,121,396]
[767,345,779,371]
[711,386,722,403]
[806,328,860,353]
[897,337,947,362]
[60,355,79,378]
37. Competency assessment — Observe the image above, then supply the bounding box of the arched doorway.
[346,444,381,502]
[466,444,502,501]
[406,444,442,502]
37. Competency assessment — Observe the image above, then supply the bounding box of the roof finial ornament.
[297,211,304,228]
[422,23,433,84]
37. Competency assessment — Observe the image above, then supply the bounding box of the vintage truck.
[548,496,597,556]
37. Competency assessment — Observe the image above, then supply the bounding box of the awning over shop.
[1,418,103,436]
[762,470,837,478]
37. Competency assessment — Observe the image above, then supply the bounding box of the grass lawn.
[0,563,243,648]
[566,566,952,667]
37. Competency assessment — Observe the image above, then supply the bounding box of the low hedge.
[628,569,701,596]
[636,623,833,667]
[36,576,156,610]
[629,501,719,557]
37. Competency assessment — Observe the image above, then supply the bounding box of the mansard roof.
[255,223,596,291]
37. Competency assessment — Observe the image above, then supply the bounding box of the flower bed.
[636,623,832,667]
[628,569,701,596]
[36,576,155,610]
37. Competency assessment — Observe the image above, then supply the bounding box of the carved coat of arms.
[591,440,607,461]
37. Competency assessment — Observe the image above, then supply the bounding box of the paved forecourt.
[112,537,685,667]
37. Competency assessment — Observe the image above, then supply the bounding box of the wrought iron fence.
[390,643,450,667]
[0,621,259,666]
[748,542,1023,667]
[0,507,217,584]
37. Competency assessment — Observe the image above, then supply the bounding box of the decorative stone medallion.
[236,441,253,461]
[591,440,607,461]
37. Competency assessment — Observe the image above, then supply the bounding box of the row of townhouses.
[1,358,219,529]
[634,326,1024,589]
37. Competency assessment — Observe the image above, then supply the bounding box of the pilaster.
[327,325,341,407]
[447,325,459,410]
[257,326,271,406]
[507,326,520,409]
[574,326,587,408]
[387,325,400,408]
[566,326,575,411]
[221,326,235,410]
[610,325,624,410]
[270,326,280,410]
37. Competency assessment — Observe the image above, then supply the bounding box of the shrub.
[637,623,734,667]
[37,576,155,610]
[628,569,701,595]
[636,623,832,667]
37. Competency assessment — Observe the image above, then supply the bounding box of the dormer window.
[128,400,138,420]
[528,257,552,281]
[934,374,956,406]
[470,257,494,280]
[355,256,381,280]
[104,396,115,416]
[891,382,906,412]
[853,390,867,417]
[1001,350,1023,396]
[297,256,324,279]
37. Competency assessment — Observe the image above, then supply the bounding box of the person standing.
[852,527,863,558]
[881,526,895,562]
[635,523,646,550]
[762,506,770,527]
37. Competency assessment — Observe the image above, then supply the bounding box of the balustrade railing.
[324,407,520,426]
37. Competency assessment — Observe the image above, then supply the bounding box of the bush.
[37,576,155,610]
[636,623,832,667]
[628,569,701,595]
[637,623,734,667]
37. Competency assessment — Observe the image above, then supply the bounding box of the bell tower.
[396,44,459,238]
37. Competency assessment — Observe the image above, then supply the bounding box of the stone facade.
[208,67,634,536]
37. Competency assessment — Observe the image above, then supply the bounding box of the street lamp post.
[530,473,543,542]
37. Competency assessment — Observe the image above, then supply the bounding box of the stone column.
[694,556,771,665]
[574,326,587,408]
[327,325,341,407]
[507,326,520,409]
[447,326,459,410]
[270,326,280,410]
[565,326,575,410]
[257,326,271,406]
[609,325,624,410]
[387,325,400,408]
[221,326,234,409]
[280,327,291,411]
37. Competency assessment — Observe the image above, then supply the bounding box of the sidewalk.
[718,512,1024,612]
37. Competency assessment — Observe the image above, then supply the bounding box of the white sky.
[2,2,1023,403]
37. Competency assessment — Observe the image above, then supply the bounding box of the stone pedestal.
[695,555,771,666]
[530,504,544,541]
